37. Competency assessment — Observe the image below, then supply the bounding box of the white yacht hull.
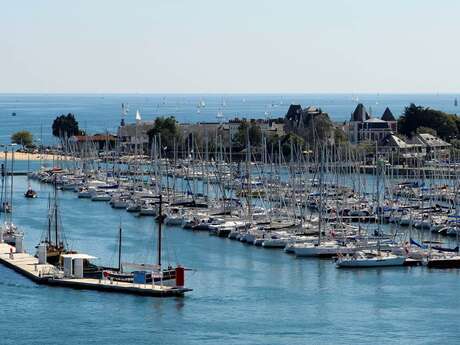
[295,245,354,257]
[336,256,405,268]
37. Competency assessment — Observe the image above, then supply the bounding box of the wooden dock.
[0,243,191,297]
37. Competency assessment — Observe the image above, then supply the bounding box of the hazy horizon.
[2,0,459,94]
[0,92,459,96]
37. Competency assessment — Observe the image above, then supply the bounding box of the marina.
[5,136,460,273]
[3,0,460,341]
[2,133,460,343]
[2,173,460,344]
[0,243,189,297]
[2,95,460,344]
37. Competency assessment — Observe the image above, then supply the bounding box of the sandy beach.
[2,151,74,161]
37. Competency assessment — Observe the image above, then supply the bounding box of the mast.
[0,147,6,215]
[48,193,51,243]
[118,222,122,272]
[54,175,59,246]
[376,156,383,254]
[318,145,323,246]
[10,147,14,221]
[157,194,163,268]
[245,126,252,221]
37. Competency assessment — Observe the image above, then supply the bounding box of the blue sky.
[1,0,459,93]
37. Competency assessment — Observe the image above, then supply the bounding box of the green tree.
[52,113,83,138]
[11,130,33,147]
[146,116,181,151]
[281,133,304,159]
[398,104,458,140]
[234,119,262,147]
[450,139,460,149]
[333,127,348,145]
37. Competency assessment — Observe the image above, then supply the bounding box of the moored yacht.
[336,250,405,268]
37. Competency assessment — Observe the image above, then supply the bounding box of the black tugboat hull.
[427,259,460,269]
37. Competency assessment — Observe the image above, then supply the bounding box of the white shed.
[61,253,97,278]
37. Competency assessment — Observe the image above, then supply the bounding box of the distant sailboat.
[121,103,129,116]
[455,98,458,107]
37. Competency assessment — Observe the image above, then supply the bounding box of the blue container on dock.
[133,271,147,284]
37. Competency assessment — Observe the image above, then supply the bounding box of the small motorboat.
[24,187,37,198]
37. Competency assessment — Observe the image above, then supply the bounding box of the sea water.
[0,93,459,145]
[1,94,460,344]
[0,176,459,344]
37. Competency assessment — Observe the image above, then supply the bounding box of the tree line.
[398,103,460,140]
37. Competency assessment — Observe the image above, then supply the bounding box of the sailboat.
[0,148,23,246]
[336,250,406,268]
[426,188,460,268]
[455,98,458,107]
[336,159,405,268]
[105,194,180,284]
[216,110,224,122]
[294,147,354,257]
[36,180,103,277]
[37,178,76,266]
[0,158,9,213]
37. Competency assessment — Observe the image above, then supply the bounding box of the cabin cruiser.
[91,191,112,202]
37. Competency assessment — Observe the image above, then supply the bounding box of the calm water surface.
[1,94,460,344]
[0,176,459,345]
[0,93,459,145]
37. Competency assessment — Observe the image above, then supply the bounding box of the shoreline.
[2,152,74,161]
